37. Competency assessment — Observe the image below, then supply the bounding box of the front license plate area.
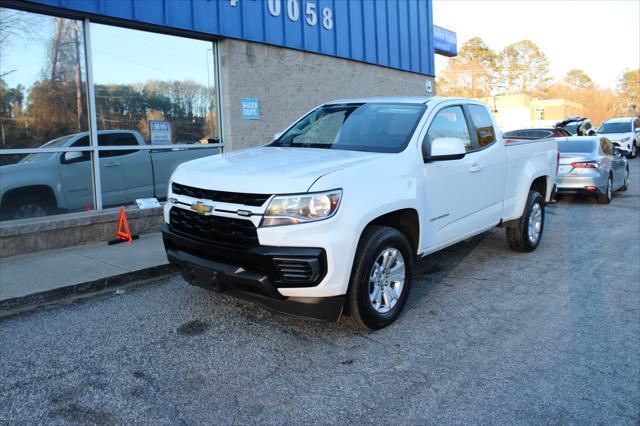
[185,265,223,292]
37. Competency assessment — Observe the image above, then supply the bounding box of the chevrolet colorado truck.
[162,97,558,329]
[0,130,219,220]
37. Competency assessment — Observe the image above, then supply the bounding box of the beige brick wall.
[218,39,434,151]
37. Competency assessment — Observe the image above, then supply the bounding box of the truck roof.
[325,96,475,105]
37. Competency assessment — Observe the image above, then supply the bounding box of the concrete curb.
[0,263,177,319]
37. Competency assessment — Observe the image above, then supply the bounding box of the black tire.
[2,194,52,220]
[597,174,613,204]
[343,225,413,330]
[627,142,637,159]
[620,167,629,192]
[506,191,545,253]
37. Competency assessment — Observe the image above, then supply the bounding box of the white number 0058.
[267,0,333,30]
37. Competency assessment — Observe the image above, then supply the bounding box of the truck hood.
[171,146,385,194]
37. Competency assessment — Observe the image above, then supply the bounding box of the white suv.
[598,117,640,159]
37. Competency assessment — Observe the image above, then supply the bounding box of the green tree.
[563,69,593,91]
[498,40,551,95]
[616,68,640,114]
[437,37,498,98]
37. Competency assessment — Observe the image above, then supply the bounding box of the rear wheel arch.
[530,175,548,202]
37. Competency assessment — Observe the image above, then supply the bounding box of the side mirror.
[61,151,85,164]
[424,137,467,162]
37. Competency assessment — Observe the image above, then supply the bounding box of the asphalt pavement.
[1,159,639,425]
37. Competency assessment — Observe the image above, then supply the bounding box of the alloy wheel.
[527,202,542,244]
[368,247,405,314]
[14,203,47,219]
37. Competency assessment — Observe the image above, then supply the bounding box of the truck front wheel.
[3,195,52,220]
[506,191,545,252]
[344,226,413,330]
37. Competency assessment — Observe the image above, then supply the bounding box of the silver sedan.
[556,136,629,204]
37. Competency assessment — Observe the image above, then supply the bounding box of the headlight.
[260,189,342,227]
[621,137,630,142]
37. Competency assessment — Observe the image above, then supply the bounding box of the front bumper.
[162,224,345,321]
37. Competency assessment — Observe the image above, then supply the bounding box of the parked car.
[556,117,597,136]
[556,136,628,204]
[162,97,558,329]
[504,128,572,140]
[597,117,640,159]
[0,130,220,220]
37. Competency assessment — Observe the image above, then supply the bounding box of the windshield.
[19,134,77,163]
[598,122,631,134]
[561,123,579,135]
[269,103,426,153]
[558,140,596,153]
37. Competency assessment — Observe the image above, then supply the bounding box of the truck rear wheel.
[506,191,545,253]
[343,225,413,330]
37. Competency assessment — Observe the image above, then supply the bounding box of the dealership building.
[0,0,455,253]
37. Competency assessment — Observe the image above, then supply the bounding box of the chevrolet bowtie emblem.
[191,201,213,214]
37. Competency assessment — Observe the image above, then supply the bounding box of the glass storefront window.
[0,9,88,151]
[0,8,95,220]
[91,23,220,144]
[89,23,221,208]
[0,8,222,221]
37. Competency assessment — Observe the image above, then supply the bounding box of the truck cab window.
[98,133,139,158]
[425,106,472,152]
[467,105,496,147]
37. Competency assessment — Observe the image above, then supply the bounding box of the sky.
[1,12,214,90]
[433,0,640,89]
[3,1,638,91]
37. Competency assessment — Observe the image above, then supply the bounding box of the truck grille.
[169,207,258,247]
[172,183,271,207]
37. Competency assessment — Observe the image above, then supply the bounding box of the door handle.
[470,163,483,173]
[104,162,120,168]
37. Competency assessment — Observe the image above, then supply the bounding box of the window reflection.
[0,9,222,222]
[426,106,473,152]
[91,23,220,144]
[0,9,88,150]
[89,24,222,208]
[0,148,95,220]
[0,9,94,220]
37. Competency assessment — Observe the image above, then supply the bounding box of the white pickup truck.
[162,97,558,329]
